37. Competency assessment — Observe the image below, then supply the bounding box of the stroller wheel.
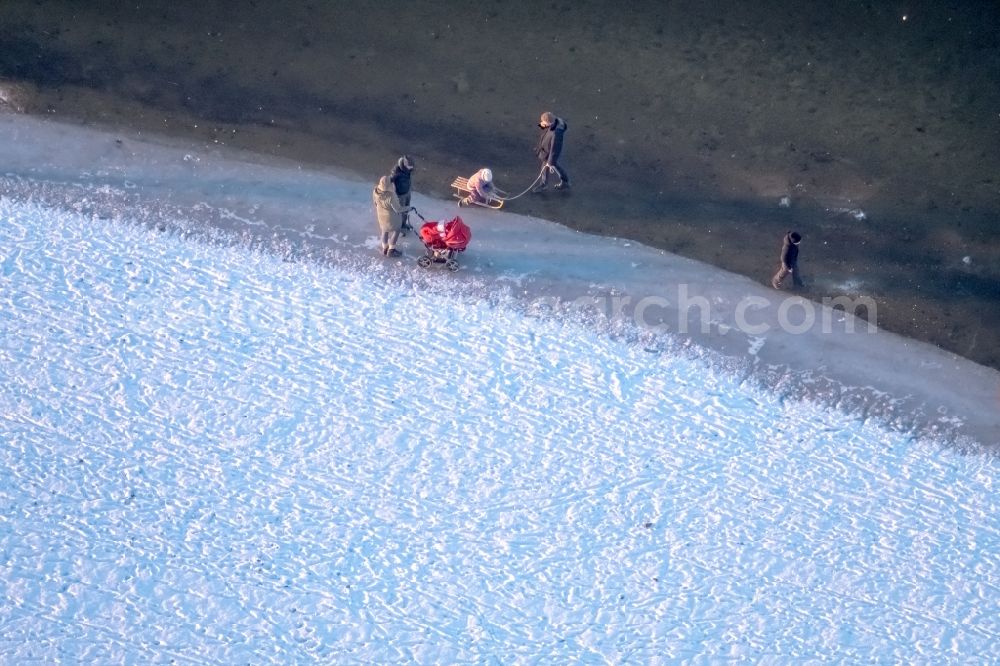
[445,259,460,272]
[417,255,432,268]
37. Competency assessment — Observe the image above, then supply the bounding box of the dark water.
[2,0,999,367]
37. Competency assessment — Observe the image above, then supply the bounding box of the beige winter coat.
[373,176,405,234]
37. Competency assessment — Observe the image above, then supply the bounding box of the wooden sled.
[451,176,507,209]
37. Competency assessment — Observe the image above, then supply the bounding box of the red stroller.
[416,215,471,272]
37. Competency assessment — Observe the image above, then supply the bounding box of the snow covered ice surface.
[1,114,999,662]
[1,197,999,663]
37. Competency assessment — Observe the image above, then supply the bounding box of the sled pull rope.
[497,165,551,202]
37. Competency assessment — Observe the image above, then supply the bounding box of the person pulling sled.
[532,111,570,192]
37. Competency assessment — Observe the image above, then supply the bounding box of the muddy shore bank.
[2,0,998,367]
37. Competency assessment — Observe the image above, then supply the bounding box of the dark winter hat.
[398,155,414,170]
[789,231,802,243]
[539,111,555,127]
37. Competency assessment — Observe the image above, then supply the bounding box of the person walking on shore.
[533,111,570,192]
[390,155,415,230]
[771,231,804,289]
[373,175,410,257]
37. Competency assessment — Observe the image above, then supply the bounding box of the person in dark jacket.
[771,231,804,289]
[533,111,570,191]
[389,155,415,228]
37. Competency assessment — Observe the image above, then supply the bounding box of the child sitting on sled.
[460,168,496,206]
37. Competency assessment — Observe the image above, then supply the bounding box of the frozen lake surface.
[0,196,997,662]
[1,113,998,661]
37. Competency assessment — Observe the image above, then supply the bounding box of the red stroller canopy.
[420,216,471,251]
